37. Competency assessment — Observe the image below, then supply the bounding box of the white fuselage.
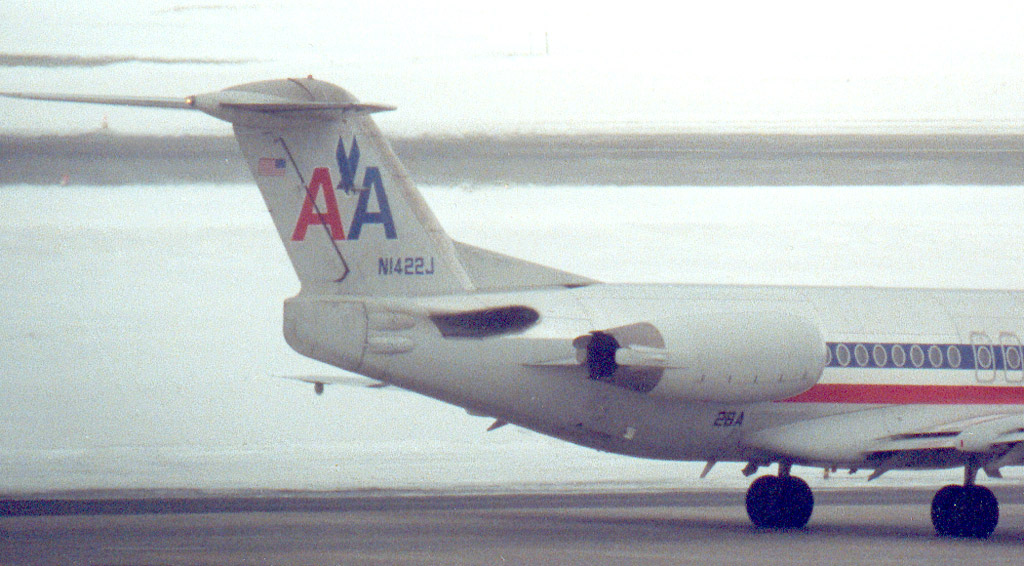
[286,282,1024,468]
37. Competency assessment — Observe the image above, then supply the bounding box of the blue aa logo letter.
[291,138,398,241]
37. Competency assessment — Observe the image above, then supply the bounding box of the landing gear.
[745,463,814,529]
[931,485,998,538]
[930,459,999,538]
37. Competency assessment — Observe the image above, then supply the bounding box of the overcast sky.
[4,1,1024,134]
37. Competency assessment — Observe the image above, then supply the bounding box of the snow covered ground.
[2,183,1023,493]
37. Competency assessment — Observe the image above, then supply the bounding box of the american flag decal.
[258,157,286,177]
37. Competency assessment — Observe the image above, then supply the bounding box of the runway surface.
[2,488,1023,565]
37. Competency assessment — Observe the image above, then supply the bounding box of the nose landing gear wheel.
[745,475,814,529]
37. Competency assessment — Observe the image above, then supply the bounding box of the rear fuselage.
[285,282,1024,467]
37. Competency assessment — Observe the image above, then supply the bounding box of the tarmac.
[2,487,1023,565]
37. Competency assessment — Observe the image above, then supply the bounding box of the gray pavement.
[2,488,1022,565]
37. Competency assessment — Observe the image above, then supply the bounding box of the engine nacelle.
[575,312,826,403]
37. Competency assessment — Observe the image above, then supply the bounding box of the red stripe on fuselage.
[779,383,1024,405]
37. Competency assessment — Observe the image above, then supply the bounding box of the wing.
[743,408,1024,479]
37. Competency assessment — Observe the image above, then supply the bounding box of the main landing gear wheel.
[931,484,999,539]
[745,474,814,529]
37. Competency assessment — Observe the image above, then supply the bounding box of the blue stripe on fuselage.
[825,341,1021,372]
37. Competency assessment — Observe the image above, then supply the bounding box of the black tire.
[931,484,999,539]
[745,475,814,529]
[931,484,962,537]
[746,475,783,528]
[779,476,814,529]
[964,485,999,539]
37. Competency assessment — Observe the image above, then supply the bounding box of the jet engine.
[573,312,826,403]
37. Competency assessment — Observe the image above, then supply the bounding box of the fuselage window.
[854,344,869,367]
[836,343,851,367]
[946,345,962,369]
[872,344,887,367]
[1006,346,1022,371]
[927,345,944,368]
[824,345,832,366]
[999,333,1024,383]
[891,344,906,367]
[976,345,993,369]
[910,344,925,368]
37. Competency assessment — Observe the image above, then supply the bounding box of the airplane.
[5,77,1024,538]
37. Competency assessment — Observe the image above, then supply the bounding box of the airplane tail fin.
[221,78,476,296]
[2,77,596,296]
[215,78,594,296]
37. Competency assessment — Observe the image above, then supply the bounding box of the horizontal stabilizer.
[0,91,193,109]
[0,91,395,115]
[219,101,395,114]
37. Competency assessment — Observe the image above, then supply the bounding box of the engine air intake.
[430,305,540,338]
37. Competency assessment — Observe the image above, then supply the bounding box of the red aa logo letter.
[291,167,346,241]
